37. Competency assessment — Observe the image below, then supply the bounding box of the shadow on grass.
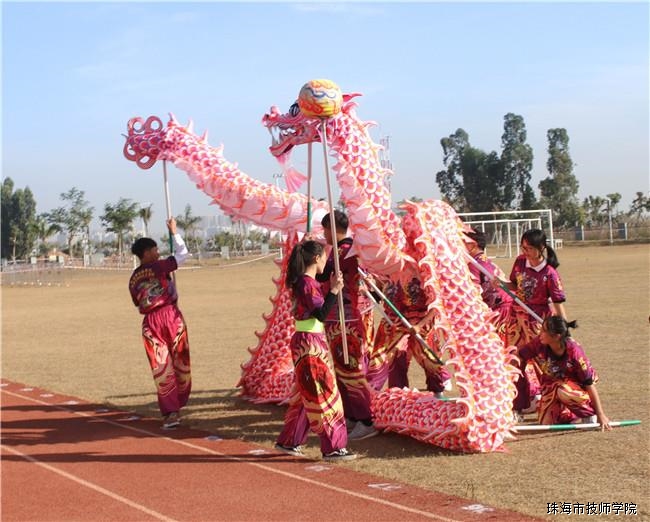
[104,387,464,460]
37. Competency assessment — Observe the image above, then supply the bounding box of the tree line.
[0,180,271,262]
[434,113,649,229]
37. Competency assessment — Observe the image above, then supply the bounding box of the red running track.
[1,380,540,522]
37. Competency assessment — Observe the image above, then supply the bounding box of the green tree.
[435,129,469,210]
[538,129,580,228]
[175,204,202,255]
[628,191,650,220]
[581,195,607,226]
[1,178,38,260]
[101,198,140,259]
[435,129,509,212]
[605,193,622,216]
[33,213,62,256]
[45,187,94,257]
[139,204,153,237]
[501,113,536,209]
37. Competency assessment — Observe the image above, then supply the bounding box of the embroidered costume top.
[509,255,565,317]
[293,275,337,323]
[518,337,595,388]
[468,251,513,310]
[129,234,189,315]
[317,238,371,322]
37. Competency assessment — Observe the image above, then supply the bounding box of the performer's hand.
[330,272,344,294]
[598,414,612,432]
[166,218,177,235]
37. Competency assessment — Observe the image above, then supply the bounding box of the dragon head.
[262,93,362,158]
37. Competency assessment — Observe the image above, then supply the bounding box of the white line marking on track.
[2,389,465,522]
[1,445,179,522]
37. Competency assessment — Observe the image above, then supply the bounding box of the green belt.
[295,317,325,333]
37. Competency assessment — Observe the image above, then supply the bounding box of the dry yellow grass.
[2,244,649,520]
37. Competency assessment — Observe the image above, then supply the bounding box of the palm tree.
[175,204,203,258]
[139,204,153,237]
[32,214,61,256]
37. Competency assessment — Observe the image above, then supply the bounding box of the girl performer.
[500,229,567,415]
[275,240,357,461]
[517,317,611,430]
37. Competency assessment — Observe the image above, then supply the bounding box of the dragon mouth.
[263,102,321,157]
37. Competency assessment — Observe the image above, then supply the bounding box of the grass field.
[2,244,649,520]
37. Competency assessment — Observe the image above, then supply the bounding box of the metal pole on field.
[607,199,614,245]
[513,420,640,432]
[320,120,349,365]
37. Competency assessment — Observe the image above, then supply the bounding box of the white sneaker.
[348,422,379,441]
[581,415,597,424]
[162,412,180,429]
[323,448,357,462]
[521,394,540,415]
[274,443,305,457]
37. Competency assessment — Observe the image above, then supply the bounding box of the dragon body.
[124,90,518,452]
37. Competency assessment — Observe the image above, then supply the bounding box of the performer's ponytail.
[285,240,324,293]
[544,316,578,352]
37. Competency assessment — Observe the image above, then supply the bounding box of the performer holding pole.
[359,268,444,366]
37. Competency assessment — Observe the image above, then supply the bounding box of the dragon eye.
[289,102,300,117]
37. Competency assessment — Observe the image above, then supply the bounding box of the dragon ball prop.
[298,79,343,118]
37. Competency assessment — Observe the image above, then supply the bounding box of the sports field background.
[2,244,649,520]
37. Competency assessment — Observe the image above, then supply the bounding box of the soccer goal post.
[457,209,555,258]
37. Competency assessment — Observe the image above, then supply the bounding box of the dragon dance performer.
[129,218,191,430]
[516,317,611,430]
[316,210,379,441]
[463,228,514,343]
[275,240,357,461]
[367,266,451,398]
[499,229,567,417]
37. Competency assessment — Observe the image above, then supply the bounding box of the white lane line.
[1,389,463,522]
[1,444,178,522]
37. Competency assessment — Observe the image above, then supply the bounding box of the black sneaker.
[322,448,357,462]
[274,443,305,457]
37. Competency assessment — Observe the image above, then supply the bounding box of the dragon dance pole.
[360,286,394,326]
[513,420,640,432]
[320,120,349,365]
[306,143,313,233]
[358,268,444,366]
[162,160,176,283]
[464,252,543,323]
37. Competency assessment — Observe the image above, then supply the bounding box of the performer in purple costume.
[275,240,357,461]
[517,317,611,430]
[316,210,378,441]
[129,218,191,429]
[463,228,513,343]
[500,229,567,415]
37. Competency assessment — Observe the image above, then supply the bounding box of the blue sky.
[3,2,648,235]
